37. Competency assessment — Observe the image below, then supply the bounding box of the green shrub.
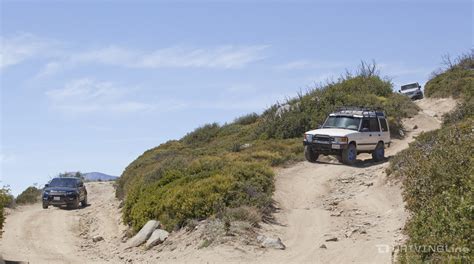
[0,187,13,235]
[234,113,259,125]
[223,206,262,226]
[122,156,274,232]
[388,119,473,263]
[16,186,42,204]
[424,53,474,99]
[442,98,474,126]
[182,123,221,145]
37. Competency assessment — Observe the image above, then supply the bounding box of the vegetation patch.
[424,53,473,99]
[117,63,419,232]
[0,187,13,235]
[15,186,42,205]
[388,53,473,263]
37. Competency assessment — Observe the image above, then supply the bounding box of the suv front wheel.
[304,146,319,163]
[342,143,357,165]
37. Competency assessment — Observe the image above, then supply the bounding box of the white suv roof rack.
[331,106,386,118]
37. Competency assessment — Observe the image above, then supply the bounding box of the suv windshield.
[401,83,419,90]
[49,178,78,188]
[323,116,361,131]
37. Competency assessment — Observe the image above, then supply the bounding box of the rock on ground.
[257,235,286,250]
[126,220,160,248]
[92,235,104,242]
[145,229,169,250]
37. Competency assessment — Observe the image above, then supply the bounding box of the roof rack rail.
[335,106,384,112]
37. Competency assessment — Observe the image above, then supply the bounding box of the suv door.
[369,117,382,150]
[359,118,372,151]
[378,117,390,145]
[359,117,381,151]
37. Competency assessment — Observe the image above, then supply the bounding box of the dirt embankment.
[0,98,456,264]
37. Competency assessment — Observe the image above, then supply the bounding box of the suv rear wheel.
[372,142,385,161]
[81,196,87,207]
[304,146,319,163]
[342,143,357,165]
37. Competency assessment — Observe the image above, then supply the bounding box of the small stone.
[320,244,327,249]
[325,237,338,242]
[92,236,104,242]
[257,235,286,250]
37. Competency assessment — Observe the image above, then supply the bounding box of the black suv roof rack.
[333,106,386,117]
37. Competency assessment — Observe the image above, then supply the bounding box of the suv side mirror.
[44,184,49,188]
[317,124,322,129]
[418,85,421,89]
[361,128,370,132]
[398,90,401,93]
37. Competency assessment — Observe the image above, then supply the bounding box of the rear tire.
[342,143,357,165]
[372,142,385,162]
[42,202,48,209]
[81,196,87,207]
[304,146,319,163]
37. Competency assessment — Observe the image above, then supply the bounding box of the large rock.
[125,220,160,248]
[145,229,169,249]
[257,235,286,250]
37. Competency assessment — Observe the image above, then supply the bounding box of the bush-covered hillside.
[388,53,473,263]
[117,63,419,232]
[16,186,42,205]
[424,52,473,99]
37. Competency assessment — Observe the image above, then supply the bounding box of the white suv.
[303,107,391,165]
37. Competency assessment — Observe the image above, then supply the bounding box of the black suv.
[42,177,88,209]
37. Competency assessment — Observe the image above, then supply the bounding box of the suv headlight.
[66,191,77,196]
[304,134,313,142]
[333,137,348,143]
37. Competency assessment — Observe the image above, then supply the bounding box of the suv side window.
[361,118,370,131]
[369,117,380,132]
[379,118,388,132]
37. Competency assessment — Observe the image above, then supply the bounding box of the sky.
[1,0,472,195]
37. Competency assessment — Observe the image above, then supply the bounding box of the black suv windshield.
[323,116,361,131]
[49,178,78,188]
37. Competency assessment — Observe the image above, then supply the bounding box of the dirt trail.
[0,182,127,264]
[0,98,456,264]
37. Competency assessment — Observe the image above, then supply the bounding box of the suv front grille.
[314,135,334,143]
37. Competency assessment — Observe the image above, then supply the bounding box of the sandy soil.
[0,98,456,264]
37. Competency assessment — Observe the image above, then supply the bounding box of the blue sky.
[1,0,472,195]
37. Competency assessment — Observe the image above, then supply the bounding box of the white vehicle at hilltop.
[303,107,391,165]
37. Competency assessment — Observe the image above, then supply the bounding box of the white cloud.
[276,60,346,70]
[45,78,154,114]
[0,153,16,165]
[38,44,269,76]
[0,33,57,70]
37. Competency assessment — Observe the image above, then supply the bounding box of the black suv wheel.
[304,146,319,163]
